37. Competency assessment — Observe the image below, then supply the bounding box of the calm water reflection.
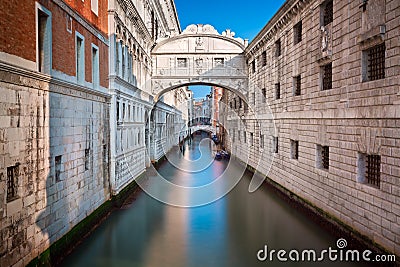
[61,133,370,267]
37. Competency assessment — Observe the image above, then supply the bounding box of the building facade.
[0,0,110,266]
[223,0,400,256]
[107,0,183,194]
[0,0,187,265]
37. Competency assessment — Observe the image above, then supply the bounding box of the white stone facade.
[222,0,400,256]
[108,0,186,194]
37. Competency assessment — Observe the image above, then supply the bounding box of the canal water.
[61,132,370,267]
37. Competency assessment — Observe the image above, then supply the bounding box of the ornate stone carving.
[321,26,329,52]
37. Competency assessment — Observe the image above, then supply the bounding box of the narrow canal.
[61,132,369,267]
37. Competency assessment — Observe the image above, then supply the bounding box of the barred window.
[357,153,381,188]
[275,83,281,99]
[260,134,264,148]
[367,43,385,81]
[85,148,90,170]
[262,88,266,103]
[214,58,224,67]
[291,140,299,160]
[366,155,381,187]
[294,21,302,45]
[7,164,19,202]
[322,62,332,90]
[262,51,267,67]
[177,58,187,68]
[275,39,281,57]
[252,60,256,73]
[55,155,62,182]
[273,137,278,153]
[293,75,301,96]
[322,0,333,26]
[317,145,329,170]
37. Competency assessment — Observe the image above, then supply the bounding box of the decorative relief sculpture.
[321,26,329,52]
[195,37,204,49]
[181,24,245,46]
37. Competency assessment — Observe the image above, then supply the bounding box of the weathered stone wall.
[0,68,110,266]
[225,0,400,255]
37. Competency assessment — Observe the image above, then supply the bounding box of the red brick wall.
[64,0,108,36]
[0,0,36,62]
[0,0,109,88]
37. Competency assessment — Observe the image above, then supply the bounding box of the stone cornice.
[152,34,246,54]
[0,62,110,99]
[53,0,109,46]
[246,0,310,56]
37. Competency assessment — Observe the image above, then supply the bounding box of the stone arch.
[153,81,248,103]
[151,24,249,99]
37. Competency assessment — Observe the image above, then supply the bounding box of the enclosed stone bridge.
[191,125,217,135]
[151,24,248,101]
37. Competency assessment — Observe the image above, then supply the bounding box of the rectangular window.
[85,149,90,171]
[366,155,381,187]
[214,58,224,67]
[244,131,247,143]
[275,39,281,57]
[357,153,381,188]
[177,58,187,68]
[262,88,266,103]
[365,43,385,81]
[252,60,256,73]
[321,62,332,90]
[239,98,242,109]
[116,101,120,122]
[55,155,62,182]
[91,0,98,16]
[92,45,99,88]
[316,145,329,170]
[293,75,301,96]
[7,164,19,202]
[262,51,267,67]
[260,134,264,148]
[122,103,126,121]
[273,137,278,153]
[293,21,302,45]
[76,33,85,84]
[252,92,256,105]
[250,133,254,146]
[291,140,299,160]
[275,83,281,99]
[37,5,52,74]
[122,46,126,78]
[322,0,333,26]
[238,130,241,142]
[66,14,72,33]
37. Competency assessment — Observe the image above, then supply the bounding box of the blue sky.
[174,0,286,98]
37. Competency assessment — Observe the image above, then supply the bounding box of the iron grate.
[366,155,381,188]
[368,43,385,81]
